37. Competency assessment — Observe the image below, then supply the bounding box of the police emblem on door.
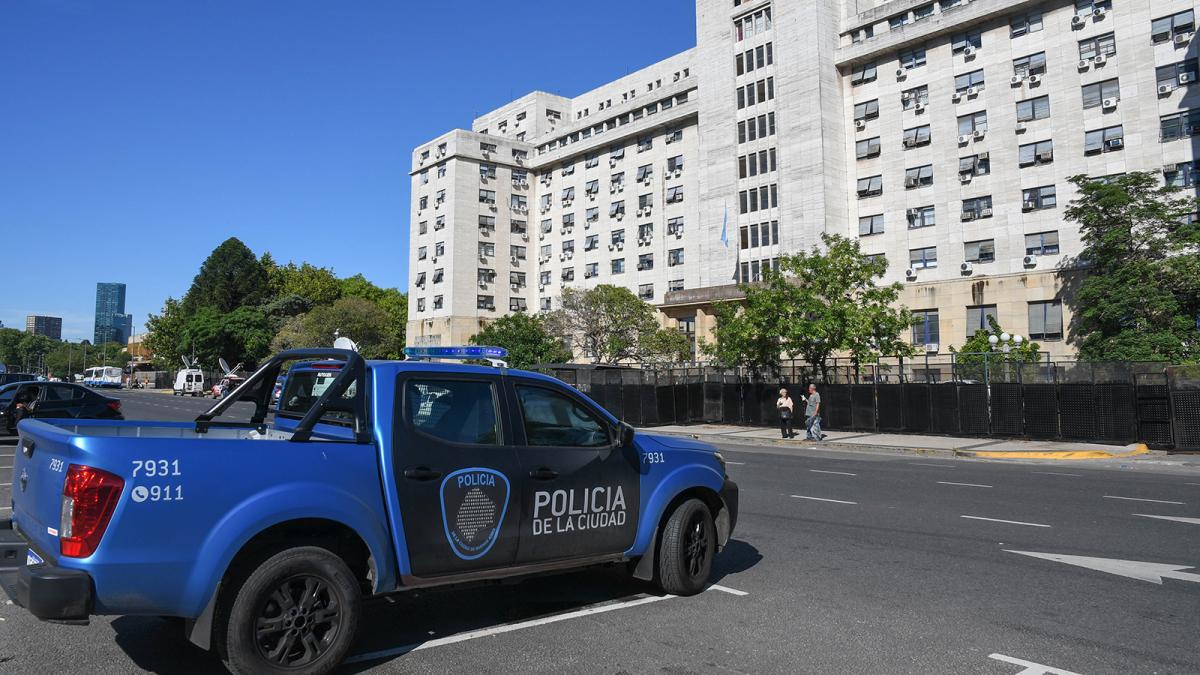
[439,468,510,560]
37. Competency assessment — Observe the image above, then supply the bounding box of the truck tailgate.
[10,421,90,558]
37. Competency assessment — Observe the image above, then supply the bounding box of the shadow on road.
[112,616,228,673]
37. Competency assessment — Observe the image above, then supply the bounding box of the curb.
[645,430,1149,461]
[956,443,1151,461]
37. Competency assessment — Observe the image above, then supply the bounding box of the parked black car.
[0,382,123,435]
[0,373,37,387]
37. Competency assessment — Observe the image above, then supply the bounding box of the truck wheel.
[657,499,715,596]
[221,547,360,675]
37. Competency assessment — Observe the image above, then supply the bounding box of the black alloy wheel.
[254,575,343,668]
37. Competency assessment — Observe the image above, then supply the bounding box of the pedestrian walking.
[804,383,825,441]
[776,388,795,439]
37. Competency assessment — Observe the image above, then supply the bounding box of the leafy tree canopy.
[181,237,269,314]
[469,313,572,369]
[543,285,686,365]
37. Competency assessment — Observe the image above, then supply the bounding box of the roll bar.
[194,348,369,443]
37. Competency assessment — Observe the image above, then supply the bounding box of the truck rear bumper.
[0,522,93,623]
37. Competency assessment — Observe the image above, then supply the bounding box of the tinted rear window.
[279,369,357,425]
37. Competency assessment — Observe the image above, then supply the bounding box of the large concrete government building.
[407,0,1199,359]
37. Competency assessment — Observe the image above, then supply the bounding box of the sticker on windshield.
[439,468,510,560]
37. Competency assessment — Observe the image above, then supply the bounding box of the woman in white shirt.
[776,388,795,439]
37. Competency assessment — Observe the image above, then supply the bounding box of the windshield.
[0,388,15,407]
[278,368,357,425]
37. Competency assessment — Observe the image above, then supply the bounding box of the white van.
[173,369,205,396]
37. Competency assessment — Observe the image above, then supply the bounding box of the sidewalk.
[643,423,1154,460]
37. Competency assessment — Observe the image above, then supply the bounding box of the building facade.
[25,315,62,341]
[94,282,132,346]
[408,0,1199,359]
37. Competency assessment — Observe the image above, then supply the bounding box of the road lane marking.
[0,483,10,487]
[1031,471,1080,477]
[725,461,746,465]
[961,515,1050,528]
[1103,495,1184,505]
[988,653,1081,675]
[912,462,955,468]
[937,481,992,488]
[809,469,856,476]
[708,584,749,596]
[1186,483,1200,487]
[345,585,743,664]
[1133,514,1200,526]
[791,495,857,505]
[1006,550,1200,585]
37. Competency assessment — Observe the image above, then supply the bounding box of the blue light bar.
[403,346,509,360]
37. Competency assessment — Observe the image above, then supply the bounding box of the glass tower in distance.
[94,282,132,346]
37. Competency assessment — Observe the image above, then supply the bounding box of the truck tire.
[221,546,361,675]
[656,498,715,596]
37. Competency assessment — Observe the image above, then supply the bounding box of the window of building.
[1160,110,1200,142]
[957,110,988,135]
[910,246,937,269]
[1013,52,1047,78]
[585,207,599,223]
[585,179,599,196]
[539,298,551,310]
[951,29,982,53]
[1084,125,1124,154]
[856,137,881,159]
[418,220,428,235]
[1028,301,1063,341]
[637,253,654,271]
[561,268,575,282]
[561,187,575,204]
[959,153,991,178]
[912,310,940,345]
[1025,231,1060,255]
[966,305,998,336]
[478,215,495,232]
[914,3,934,19]
[418,196,428,210]
[1164,160,1200,187]
[1151,10,1195,44]
[432,268,444,283]
[437,164,446,178]
[1016,95,1051,122]
[908,205,935,228]
[668,279,684,292]
[420,170,429,185]
[610,258,625,274]
[666,128,684,144]
[418,246,427,260]
[1018,139,1054,167]
[962,195,993,219]
[668,248,684,266]
[638,193,654,210]
[1010,11,1043,38]
[511,244,527,260]
[433,295,443,310]
[1082,79,1120,108]
[415,271,426,287]
[851,62,878,86]
[610,201,625,217]
[859,214,884,236]
[610,145,625,160]
[480,141,497,153]
[857,175,883,198]
[902,85,929,110]
[667,216,685,236]
[903,124,932,148]
[890,13,911,29]
[512,219,527,235]
[611,229,625,246]
[899,46,927,70]
[434,242,445,257]
[954,69,985,92]
[854,99,880,122]
[667,156,684,173]
[1022,185,1057,211]
[477,266,496,283]
[636,164,653,183]
[1157,59,1200,92]
[666,186,684,203]
[478,189,496,205]
[416,298,425,312]
[905,164,934,189]
[964,239,995,263]
[637,134,654,152]
[539,270,551,285]
[562,213,576,231]
[638,284,654,300]
[479,164,496,180]
[1079,32,1116,61]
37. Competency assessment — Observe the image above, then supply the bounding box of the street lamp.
[988,332,1024,381]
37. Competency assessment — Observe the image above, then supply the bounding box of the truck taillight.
[60,464,124,558]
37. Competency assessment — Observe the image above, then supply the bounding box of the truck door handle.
[403,467,442,481]
[528,467,559,481]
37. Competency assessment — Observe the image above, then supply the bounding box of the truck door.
[506,379,640,565]
[392,374,524,578]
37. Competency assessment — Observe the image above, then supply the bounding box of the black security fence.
[537,360,1198,450]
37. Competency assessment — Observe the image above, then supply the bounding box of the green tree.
[950,315,1041,380]
[178,306,274,368]
[266,261,342,307]
[544,285,681,364]
[145,297,188,369]
[181,237,270,314]
[274,296,393,359]
[1063,173,1200,362]
[704,234,917,374]
[469,313,572,369]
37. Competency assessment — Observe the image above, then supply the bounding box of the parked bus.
[83,366,124,388]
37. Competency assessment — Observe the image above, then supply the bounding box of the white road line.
[791,495,858,505]
[988,653,1081,675]
[961,515,1050,528]
[1133,514,1200,526]
[0,483,10,487]
[1103,495,1185,505]
[937,481,992,488]
[0,507,10,512]
[912,462,955,468]
[347,593,682,664]
[1187,483,1200,487]
[809,469,857,476]
[707,584,749,596]
[1032,471,1081,477]
[725,461,746,465]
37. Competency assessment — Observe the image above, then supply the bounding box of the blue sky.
[0,0,697,341]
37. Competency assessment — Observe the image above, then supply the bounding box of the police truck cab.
[1,346,738,675]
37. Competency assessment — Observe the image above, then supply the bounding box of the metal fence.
[536,359,1198,451]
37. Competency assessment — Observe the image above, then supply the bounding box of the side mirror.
[618,421,635,448]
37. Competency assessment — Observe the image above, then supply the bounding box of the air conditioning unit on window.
[973,129,986,139]
[905,267,918,279]
[1023,255,1038,267]
[963,46,976,58]
[906,208,920,218]
[924,343,939,353]
[980,207,993,217]
[1015,122,1027,133]
[960,262,973,274]
[510,283,521,291]
[1105,137,1124,149]
[1010,75,1024,86]
[1176,32,1193,45]
[1181,73,1195,84]
[855,119,866,130]
[1102,97,1118,109]
[1159,83,1174,96]
[1094,54,1107,65]
[951,91,963,103]
[1023,200,1038,211]
[914,101,926,113]
[584,272,593,279]
[959,173,972,184]
[896,68,907,79]
[1028,74,1041,85]
[478,281,488,289]
[1092,7,1105,17]
[1037,150,1053,162]
[1071,14,1086,27]
[966,86,978,97]
[962,210,977,221]
[958,134,971,144]
[538,285,545,292]
[1078,59,1091,71]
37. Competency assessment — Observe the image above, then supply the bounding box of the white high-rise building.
[408,0,1199,359]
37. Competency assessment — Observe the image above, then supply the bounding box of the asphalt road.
[1,390,1198,674]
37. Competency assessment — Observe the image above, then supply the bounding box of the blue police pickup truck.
[1,347,738,674]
